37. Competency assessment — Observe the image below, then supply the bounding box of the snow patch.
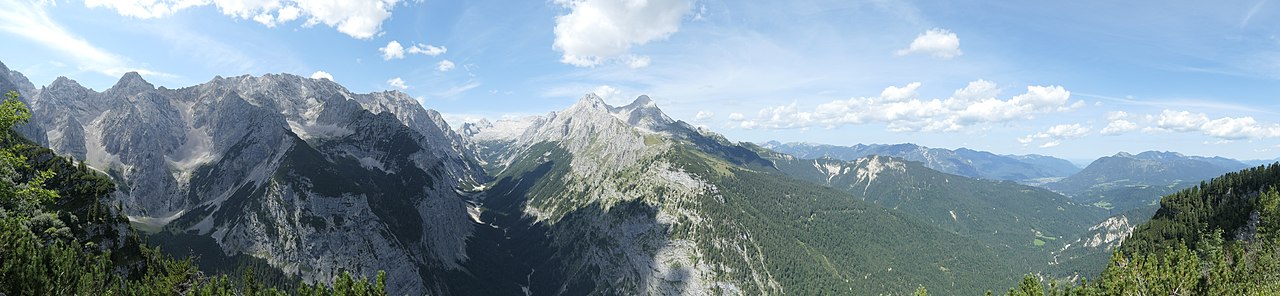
[287,120,354,139]
[127,209,187,229]
[357,156,387,173]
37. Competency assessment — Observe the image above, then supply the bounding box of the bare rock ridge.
[0,64,486,295]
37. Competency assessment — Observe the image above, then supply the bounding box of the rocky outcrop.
[12,67,486,295]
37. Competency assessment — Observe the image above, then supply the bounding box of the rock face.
[457,94,782,295]
[0,65,486,295]
[762,141,1080,182]
[454,94,1062,295]
[0,61,47,145]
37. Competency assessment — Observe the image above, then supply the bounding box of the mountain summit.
[1,67,487,294]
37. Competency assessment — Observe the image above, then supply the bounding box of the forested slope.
[0,91,388,295]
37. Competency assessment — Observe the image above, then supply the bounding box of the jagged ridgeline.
[0,60,483,295]
[453,94,1099,295]
[0,90,389,295]
[993,163,1280,295]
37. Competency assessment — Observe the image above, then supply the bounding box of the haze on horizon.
[1,0,1278,160]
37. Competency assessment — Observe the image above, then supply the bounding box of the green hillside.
[984,163,1280,295]
[464,132,1079,294]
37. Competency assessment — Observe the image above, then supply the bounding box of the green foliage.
[913,285,929,296]
[0,91,388,295]
[991,164,1280,295]
[1008,275,1044,296]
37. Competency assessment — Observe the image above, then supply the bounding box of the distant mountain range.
[1045,151,1251,214]
[8,57,1275,295]
[762,141,1080,182]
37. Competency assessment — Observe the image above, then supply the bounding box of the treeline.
[0,91,388,295]
[915,163,1280,295]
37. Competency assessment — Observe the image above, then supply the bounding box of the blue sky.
[1,0,1279,161]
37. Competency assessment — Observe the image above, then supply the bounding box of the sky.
[1,0,1279,162]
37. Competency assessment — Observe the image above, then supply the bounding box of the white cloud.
[694,111,714,121]
[83,0,401,39]
[591,85,627,104]
[1202,116,1274,139]
[380,40,405,60]
[552,0,694,67]
[383,40,447,60]
[437,60,455,72]
[407,43,446,56]
[623,55,651,68]
[0,1,165,77]
[951,79,999,102]
[1019,124,1091,148]
[879,82,921,102]
[1098,111,1137,135]
[1100,120,1138,135]
[895,28,962,59]
[1149,109,1280,139]
[728,112,745,121]
[309,70,333,80]
[387,77,408,89]
[743,81,1080,132]
[1156,110,1210,132]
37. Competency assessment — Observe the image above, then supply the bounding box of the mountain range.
[3,60,1275,295]
[762,141,1081,183]
[1045,151,1251,214]
[1,61,486,294]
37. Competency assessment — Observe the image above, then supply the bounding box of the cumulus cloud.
[309,70,333,80]
[694,111,714,121]
[1156,110,1210,132]
[1101,120,1138,135]
[552,0,694,67]
[437,60,455,71]
[380,40,405,60]
[382,40,447,60]
[895,28,962,59]
[739,80,1081,132]
[83,0,401,39]
[387,77,408,89]
[951,79,999,101]
[1087,109,1280,140]
[1099,111,1137,135]
[590,85,628,104]
[728,112,745,121]
[1019,124,1091,148]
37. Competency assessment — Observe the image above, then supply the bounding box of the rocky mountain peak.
[107,71,155,95]
[621,95,655,108]
[115,71,150,87]
[1135,151,1185,160]
[572,93,609,110]
[49,76,85,90]
[609,95,674,133]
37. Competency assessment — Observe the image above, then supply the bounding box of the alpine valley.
[3,59,1279,295]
